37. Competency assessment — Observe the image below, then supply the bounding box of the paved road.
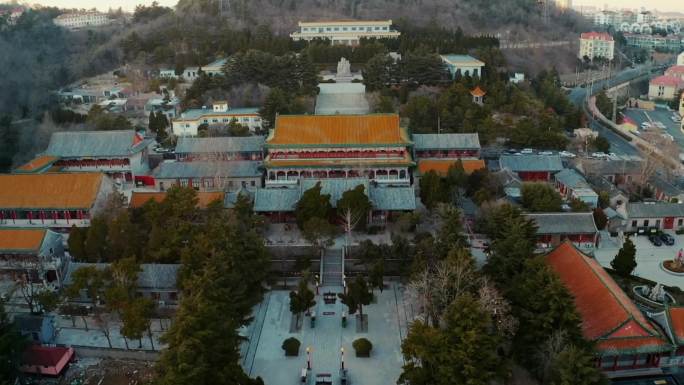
[568,64,668,157]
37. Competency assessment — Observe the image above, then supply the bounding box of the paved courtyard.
[595,231,684,289]
[241,283,412,385]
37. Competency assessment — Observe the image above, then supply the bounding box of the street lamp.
[340,347,345,369]
[306,346,311,370]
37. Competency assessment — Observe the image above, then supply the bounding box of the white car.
[559,151,576,158]
[521,148,534,154]
[591,152,608,158]
[538,151,553,155]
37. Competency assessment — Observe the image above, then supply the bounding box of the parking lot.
[623,107,683,150]
[595,231,684,289]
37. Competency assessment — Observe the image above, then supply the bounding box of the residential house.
[413,133,485,177]
[498,154,564,182]
[647,174,684,203]
[649,75,684,101]
[525,212,600,251]
[20,346,74,377]
[144,96,181,120]
[440,55,485,78]
[264,114,413,186]
[172,102,262,137]
[586,174,629,209]
[554,168,599,207]
[40,130,153,182]
[546,242,672,373]
[64,262,180,305]
[678,51,684,66]
[666,65,684,81]
[625,33,683,52]
[577,159,642,188]
[0,228,66,284]
[0,173,112,229]
[578,32,615,61]
[290,20,400,45]
[175,136,264,162]
[253,178,415,225]
[152,161,262,192]
[620,202,684,232]
[203,58,228,76]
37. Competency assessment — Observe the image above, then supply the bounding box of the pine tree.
[68,225,87,261]
[611,237,637,277]
[295,182,332,229]
[0,300,26,383]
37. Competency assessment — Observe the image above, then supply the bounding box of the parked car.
[660,233,675,246]
[521,148,534,154]
[591,152,608,159]
[539,151,553,155]
[649,234,663,247]
[559,151,576,158]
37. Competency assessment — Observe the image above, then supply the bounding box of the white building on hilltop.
[578,32,615,61]
[172,101,262,137]
[678,52,684,66]
[53,12,112,29]
[290,20,400,45]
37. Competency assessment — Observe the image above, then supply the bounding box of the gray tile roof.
[583,159,643,176]
[300,178,370,208]
[175,136,265,154]
[253,188,300,212]
[412,133,481,150]
[63,262,180,290]
[369,186,416,211]
[648,174,683,196]
[555,169,592,190]
[626,202,684,218]
[153,161,262,179]
[524,212,598,234]
[499,154,563,172]
[253,179,416,212]
[44,130,149,158]
[223,187,254,209]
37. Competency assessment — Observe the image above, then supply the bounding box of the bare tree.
[535,329,568,383]
[477,278,517,337]
[93,310,116,349]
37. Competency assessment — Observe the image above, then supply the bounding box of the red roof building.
[580,32,614,41]
[665,65,684,81]
[21,346,74,376]
[546,242,671,371]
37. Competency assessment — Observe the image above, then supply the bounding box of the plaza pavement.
[594,231,684,289]
[243,283,411,385]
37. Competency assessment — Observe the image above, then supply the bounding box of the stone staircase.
[321,248,343,287]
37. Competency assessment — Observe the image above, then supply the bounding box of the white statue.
[337,57,352,77]
[649,283,666,302]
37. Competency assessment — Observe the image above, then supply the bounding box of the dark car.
[660,233,675,246]
[649,234,663,247]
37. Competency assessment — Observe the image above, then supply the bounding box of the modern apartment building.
[624,33,683,52]
[53,12,112,29]
[172,101,262,137]
[290,20,400,45]
[578,32,615,61]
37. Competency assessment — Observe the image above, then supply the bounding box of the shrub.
[352,338,373,357]
[282,337,301,356]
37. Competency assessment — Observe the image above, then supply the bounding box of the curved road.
[568,64,667,157]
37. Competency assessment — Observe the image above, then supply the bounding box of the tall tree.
[295,182,332,229]
[399,294,505,385]
[337,185,372,230]
[549,345,608,385]
[0,300,27,383]
[521,183,563,212]
[419,170,449,210]
[67,225,87,261]
[289,279,316,325]
[611,237,637,277]
[338,275,373,319]
[301,217,338,258]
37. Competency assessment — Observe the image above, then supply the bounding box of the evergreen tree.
[363,53,394,91]
[0,300,26,383]
[148,111,158,132]
[259,88,290,129]
[337,185,372,230]
[84,217,108,262]
[289,279,315,325]
[399,294,505,385]
[521,183,563,212]
[419,171,449,210]
[68,225,87,261]
[295,182,332,229]
[611,237,637,277]
[549,345,608,385]
[338,275,373,318]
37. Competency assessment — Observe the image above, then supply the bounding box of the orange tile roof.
[470,86,486,97]
[267,114,409,147]
[669,307,684,344]
[417,159,485,176]
[14,156,59,173]
[265,153,414,168]
[0,229,46,252]
[129,191,224,209]
[546,242,669,353]
[0,173,104,209]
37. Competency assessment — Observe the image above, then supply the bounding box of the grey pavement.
[623,107,683,151]
[595,231,684,289]
[245,285,406,385]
